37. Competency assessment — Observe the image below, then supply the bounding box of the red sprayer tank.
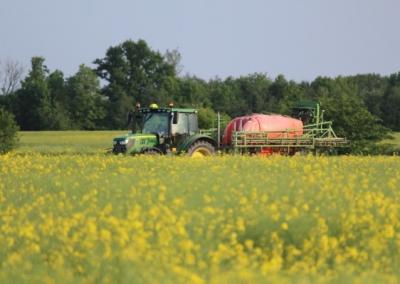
[222,114,304,145]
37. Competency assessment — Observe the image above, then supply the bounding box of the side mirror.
[172,111,178,124]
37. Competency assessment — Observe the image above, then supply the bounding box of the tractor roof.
[140,107,197,113]
[292,100,320,109]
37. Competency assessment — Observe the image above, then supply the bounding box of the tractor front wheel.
[141,148,162,155]
[187,140,215,157]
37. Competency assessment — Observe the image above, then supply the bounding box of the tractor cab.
[291,100,323,126]
[139,104,199,146]
[112,103,216,156]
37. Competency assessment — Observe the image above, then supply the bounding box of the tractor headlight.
[120,139,129,145]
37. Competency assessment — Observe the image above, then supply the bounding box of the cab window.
[172,113,189,134]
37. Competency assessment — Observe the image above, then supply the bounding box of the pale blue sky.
[0,0,399,81]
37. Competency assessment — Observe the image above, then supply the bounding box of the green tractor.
[112,104,218,156]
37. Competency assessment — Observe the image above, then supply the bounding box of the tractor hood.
[112,133,158,154]
[113,133,157,143]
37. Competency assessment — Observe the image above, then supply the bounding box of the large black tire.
[187,140,216,157]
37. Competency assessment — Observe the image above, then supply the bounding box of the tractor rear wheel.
[187,140,215,157]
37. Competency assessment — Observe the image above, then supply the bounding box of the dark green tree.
[14,57,53,130]
[0,108,19,154]
[0,91,12,111]
[309,77,388,144]
[94,39,176,128]
[266,74,288,113]
[198,107,217,129]
[348,74,387,118]
[381,73,400,131]
[175,76,210,108]
[209,77,248,117]
[66,65,106,130]
[275,80,309,115]
[47,70,72,129]
[197,107,231,130]
[236,73,272,113]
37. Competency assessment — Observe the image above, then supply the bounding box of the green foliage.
[198,107,216,129]
[174,76,210,107]
[236,73,273,113]
[66,65,106,130]
[0,108,19,154]
[14,57,53,130]
[197,107,231,134]
[94,39,176,129]
[381,73,400,131]
[348,74,388,118]
[209,77,248,117]
[47,70,73,129]
[309,77,388,145]
[10,59,108,131]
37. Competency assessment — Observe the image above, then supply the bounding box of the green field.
[381,132,400,147]
[17,130,400,156]
[1,131,399,283]
[17,131,126,154]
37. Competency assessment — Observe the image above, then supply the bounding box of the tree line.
[1,39,399,150]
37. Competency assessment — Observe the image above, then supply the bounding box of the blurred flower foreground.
[0,155,399,283]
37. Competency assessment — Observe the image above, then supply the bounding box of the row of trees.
[1,39,399,148]
[0,57,105,130]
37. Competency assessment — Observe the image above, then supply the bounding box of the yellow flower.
[383,224,395,238]
[100,229,112,242]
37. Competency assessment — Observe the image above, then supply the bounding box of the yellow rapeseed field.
[0,153,399,283]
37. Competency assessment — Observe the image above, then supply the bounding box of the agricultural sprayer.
[112,101,347,156]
